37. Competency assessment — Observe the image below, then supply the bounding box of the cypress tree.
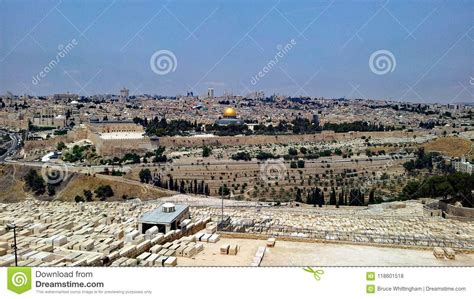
[330,187,337,205]
[369,189,375,204]
[179,180,185,193]
[338,189,344,206]
[295,188,302,203]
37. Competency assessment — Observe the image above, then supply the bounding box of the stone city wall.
[159,130,422,148]
[0,113,28,130]
[89,122,144,134]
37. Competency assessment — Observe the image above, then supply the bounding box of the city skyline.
[2,89,474,107]
[0,0,473,103]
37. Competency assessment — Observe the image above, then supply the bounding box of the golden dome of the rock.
[223,107,237,118]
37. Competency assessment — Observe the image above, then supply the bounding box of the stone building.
[453,157,474,175]
[0,111,29,130]
[138,203,190,234]
[31,107,66,128]
[71,121,153,157]
[215,107,244,126]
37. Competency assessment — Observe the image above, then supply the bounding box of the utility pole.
[7,223,18,267]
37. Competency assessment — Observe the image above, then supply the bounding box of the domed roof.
[223,107,237,118]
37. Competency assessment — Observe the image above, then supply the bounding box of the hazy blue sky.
[0,0,473,103]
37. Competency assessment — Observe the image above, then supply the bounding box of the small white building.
[453,157,474,174]
[138,203,190,234]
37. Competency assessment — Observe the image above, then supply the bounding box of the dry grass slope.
[422,137,473,158]
[56,174,173,201]
[0,164,31,202]
[0,164,173,202]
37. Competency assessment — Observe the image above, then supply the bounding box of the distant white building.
[120,87,129,101]
[245,91,264,100]
[53,93,79,102]
[453,157,474,174]
[207,88,214,98]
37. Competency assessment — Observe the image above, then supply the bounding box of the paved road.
[0,131,20,162]
[120,154,414,171]
[2,160,131,175]
[3,153,413,173]
[2,154,413,195]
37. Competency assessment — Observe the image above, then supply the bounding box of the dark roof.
[89,120,135,124]
[215,118,244,126]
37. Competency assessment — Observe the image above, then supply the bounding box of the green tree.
[434,181,454,200]
[83,189,93,202]
[338,189,344,206]
[295,188,302,202]
[63,144,87,162]
[153,146,167,162]
[169,175,174,190]
[202,146,212,157]
[47,184,55,196]
[218,184,230,196]
[56,141,66,151]
[297,160,305,168]
[288,148,298,156]
[255,151,277,160]
[330,188,337,205]
[122,153,140,164]
[23,169,45,194]
[368,189,375,204]
[139,168,152,183]
[94,185,114,201]
[179,180,186,193]
[402,181,422,198]
[231,151,252,161]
